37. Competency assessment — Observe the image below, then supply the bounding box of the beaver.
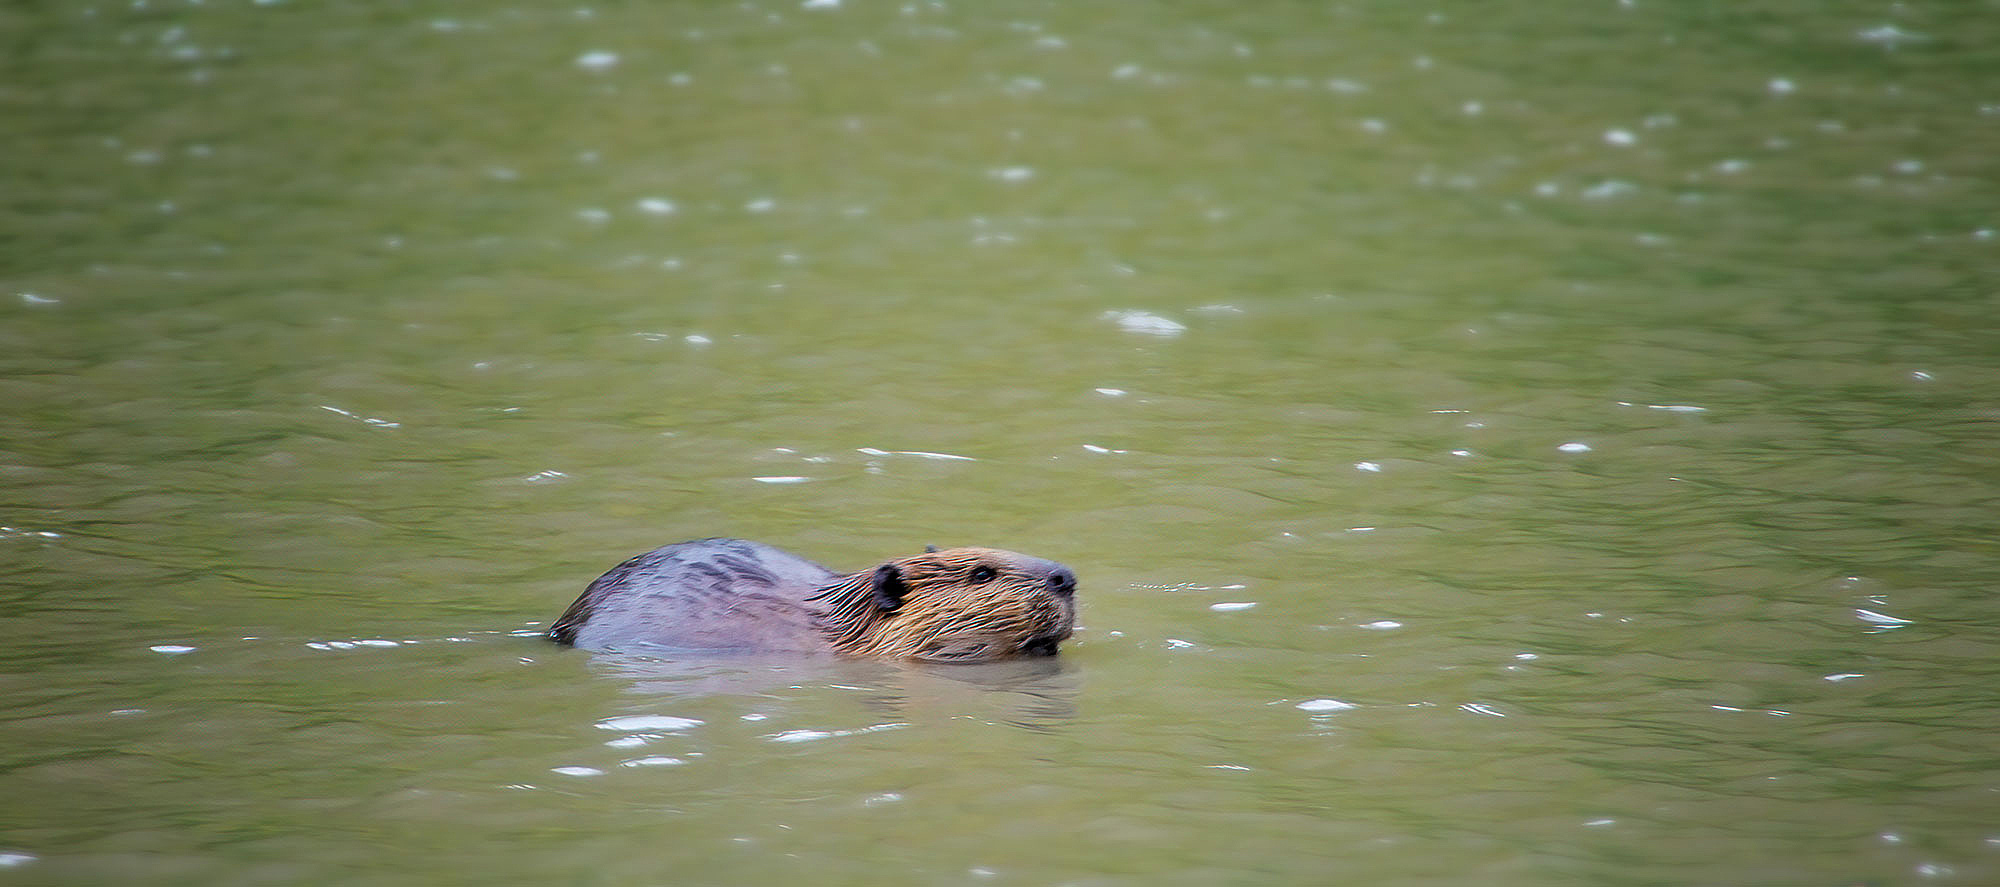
[548,538,1078,662]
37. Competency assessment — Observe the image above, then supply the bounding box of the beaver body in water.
[548,538,1077,662]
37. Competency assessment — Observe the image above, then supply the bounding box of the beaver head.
[808,547,1077,662]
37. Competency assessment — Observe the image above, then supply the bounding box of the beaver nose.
[1048,567,1076,597]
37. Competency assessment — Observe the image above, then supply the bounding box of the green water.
[4,1,1997,884]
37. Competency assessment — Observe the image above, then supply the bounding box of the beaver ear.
[870,563,907,612]
[924,545,939,553]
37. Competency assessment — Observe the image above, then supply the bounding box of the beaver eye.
[969,565,997,583]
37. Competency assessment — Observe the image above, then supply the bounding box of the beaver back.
[549,539,1078,661]
[549,538,838,653]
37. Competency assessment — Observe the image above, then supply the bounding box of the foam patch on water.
[319,405,400,429]
[1296,698,1356,713]
[620,756,686,767]
[856,448,976,461]
[764,723,907,743]
[596,716,704,732]
[1854,609,1913,627]
[1102,310,1186,337]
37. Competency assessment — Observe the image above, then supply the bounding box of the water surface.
[4,1,1997,884]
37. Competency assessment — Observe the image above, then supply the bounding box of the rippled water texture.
[3,1,1997,884]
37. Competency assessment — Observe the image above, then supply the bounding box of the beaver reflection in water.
[548,538,1078,662]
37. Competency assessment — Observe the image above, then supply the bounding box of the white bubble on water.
[636,197,676,215]
[575,51,619,71]
[1558,442,1592,453]
[1855,608,1913,627]
[1580,180,1637,200]
[1603,128,1637,147]
[767,730,835,743]
[596,716,703,732]
[551,766,604,777]
[150,645,197,654]
[1102,310,1186,337]
[1210,602,1256,612]
[856,448,975,461]
[621,756,686,767]
[1856,25,1925,48]
[1296,698,1356,713]
[1768,77,1796,95]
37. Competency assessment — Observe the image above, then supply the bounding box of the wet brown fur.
[549,539,1076,662]
[810,548,1076,662]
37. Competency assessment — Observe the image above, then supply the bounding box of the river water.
[3,1,1997,884]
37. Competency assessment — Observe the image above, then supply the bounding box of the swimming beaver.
[548,538,1078,662]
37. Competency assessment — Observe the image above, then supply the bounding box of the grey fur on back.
[548,538,838,653]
